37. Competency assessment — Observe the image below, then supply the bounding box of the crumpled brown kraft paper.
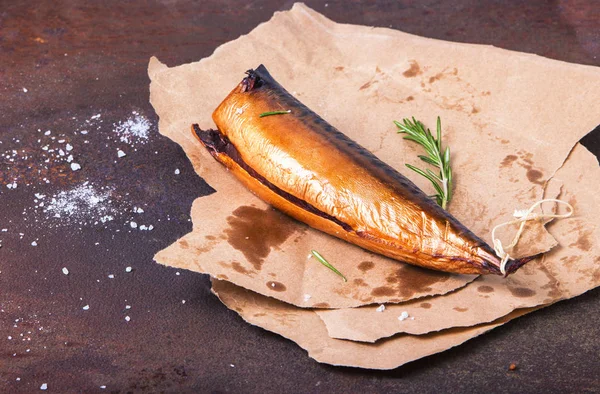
[211,278,543,370]
[148,4,599,310]
[211,144,598,368]
[317,143,600,342]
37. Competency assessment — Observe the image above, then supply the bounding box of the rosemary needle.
[310,250,347,282]
[394,116,453,209]
[259,110,291,118]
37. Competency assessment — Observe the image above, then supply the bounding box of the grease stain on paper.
[266,281,287,292]
[224,206,298,270]
[371,265,451,298]
[403,61,421,77]
[358,261,375,272]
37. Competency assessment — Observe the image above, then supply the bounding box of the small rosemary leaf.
[425,168,443,183]
[259,110,291,118]
[418,155,438,166]
[436,117,442,152]
[310,250,347,282]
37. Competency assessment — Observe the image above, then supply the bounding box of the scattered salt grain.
[22,87,28,93]
[117,150,126,158]
[376,304,386,312]
[174,168,180,175]
[303,294,312,302]
[129,221,137,229]
[398,311,409,321]
[175,272,180,276]
[66,154,73,162]
[230,363,235,367]
[62,267,69,275]
[65,143,73,151]
[108,274,114,279]
[82,305,90,310]
[125,266,132,273]
[124,316,130,322]
[40,383,47,390]
[113,113,152,145]
[91,114,101,120]
[7,182,17,189]
[235,108,243,115]
[100,386,106,389]
[31,241,37,246]
[44,130,51,136]
[133,207,144,214]
[181,300,186,304]
[70,163,81,171]
[125,305,131,309]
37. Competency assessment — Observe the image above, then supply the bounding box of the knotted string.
[491,199,574,275]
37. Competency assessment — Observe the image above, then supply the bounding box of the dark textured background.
[1,1,599,392]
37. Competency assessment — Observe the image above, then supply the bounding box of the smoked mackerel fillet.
[193,65,533,275]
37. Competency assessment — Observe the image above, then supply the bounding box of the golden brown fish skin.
[193,65,530,275]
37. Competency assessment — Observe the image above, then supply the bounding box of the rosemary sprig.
[310,250,347,282]
[394,116,453,209]
[259,110,291,118]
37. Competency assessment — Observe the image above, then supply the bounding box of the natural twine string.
[491,199,574,276]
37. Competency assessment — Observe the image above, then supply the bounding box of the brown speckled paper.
[148,3,600,367]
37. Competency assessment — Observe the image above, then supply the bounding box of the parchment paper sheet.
[317,143,600,342]
[211,278,542,370]
[149,4,599,309]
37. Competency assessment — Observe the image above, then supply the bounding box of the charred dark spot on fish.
[241,68,264,92]
[420,302,432,309]
[178,239,189,249]
[312,302,330,308]
[454,307,469,312]
[193,125,353,233]
[477,285,494,293]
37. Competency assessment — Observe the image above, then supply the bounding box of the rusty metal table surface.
[1,1,599,392]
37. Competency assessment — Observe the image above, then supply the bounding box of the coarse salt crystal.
[22,87,28,93]
[108,274,114,279]
[117,150,126,158]
[125,305,131,309]
[31,241,37,246]
[181,300,186,304]
[376,304,386,312]
[65,143,73,151]
[235,108,243,115]
[398,311,409,321]
[125,266,132,273]
[40,383,47,390]
[100,386,106,389]
[124,316,130,322]
[62,267,69,275]
[174,169,180,175]
[82,305,90,310]
[44,130,51,136]
[70,163,81,171]
[129,221,137,229]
